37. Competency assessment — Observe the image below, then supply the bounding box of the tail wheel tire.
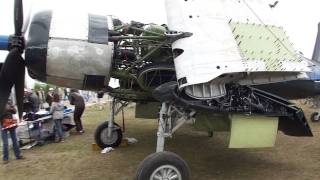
[94,121,122,148]
[311,112,319,122]
[135,151,190,180]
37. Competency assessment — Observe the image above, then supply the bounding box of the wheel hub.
[101,128,118,145]
[150,165,182,180]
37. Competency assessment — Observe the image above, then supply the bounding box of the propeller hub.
[8,35,25,53]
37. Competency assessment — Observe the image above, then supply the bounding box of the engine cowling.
[25,11,114,90]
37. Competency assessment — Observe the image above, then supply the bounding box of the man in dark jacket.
[29,90,39,112]
[23,89,39,113]
[69,89,85,133]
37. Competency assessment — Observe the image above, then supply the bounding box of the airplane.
[1,0,320,179]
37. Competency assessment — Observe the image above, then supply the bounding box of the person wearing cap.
[1,99,24,164]
[69,89,85,134]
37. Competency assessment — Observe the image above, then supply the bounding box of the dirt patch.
[1,103,320,180]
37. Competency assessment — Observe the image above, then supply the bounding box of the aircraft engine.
[25,11,114,90]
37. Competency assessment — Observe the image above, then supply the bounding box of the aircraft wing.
[165,0,310,98]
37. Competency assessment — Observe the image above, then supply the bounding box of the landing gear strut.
[135,102,194,180]
[94,99,128,148]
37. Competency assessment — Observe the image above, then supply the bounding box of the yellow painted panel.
[229,115,278,148]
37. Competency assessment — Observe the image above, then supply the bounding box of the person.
[29,89,39,112]
[69,89,85,134]
[38,88,45,109]
[23,89,33,113]
[1,99,24,164]
[57,87,64,101]
[46,88,54,107]
[23,89,39,113]
[64,88,69,101]
[49,93,65,143]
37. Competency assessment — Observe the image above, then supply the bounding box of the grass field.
[1,102,320,180]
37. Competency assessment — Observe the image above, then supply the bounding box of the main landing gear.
[94,99,128,148]
[135,102,194,180]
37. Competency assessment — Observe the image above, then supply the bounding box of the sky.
[1,0,320,87]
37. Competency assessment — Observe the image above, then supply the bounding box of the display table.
[16,108,74,146]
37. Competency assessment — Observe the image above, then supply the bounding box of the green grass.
[1,102,320,180]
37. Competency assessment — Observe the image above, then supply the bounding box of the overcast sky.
[1,0,320,87]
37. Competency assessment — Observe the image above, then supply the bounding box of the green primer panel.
[229,22,301,71]
[135,102,160,119]
[229,115,278,148]
[194,112,230,132]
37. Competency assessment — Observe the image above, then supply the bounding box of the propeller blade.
[312,23,320,62]
[0,48,21,119]
[22,2,33,36]
[14,0,24,36]
[14,56,25,120]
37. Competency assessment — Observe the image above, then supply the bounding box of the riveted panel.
[229,22,304,71]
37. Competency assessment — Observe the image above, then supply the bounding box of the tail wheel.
[310,112,319,122]
[94,121,122,148]
[135,151,190,180]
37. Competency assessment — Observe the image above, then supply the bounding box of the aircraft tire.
[94,121,122,148]
[135,151,190,180]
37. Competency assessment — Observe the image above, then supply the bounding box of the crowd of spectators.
[0,87,94,164]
